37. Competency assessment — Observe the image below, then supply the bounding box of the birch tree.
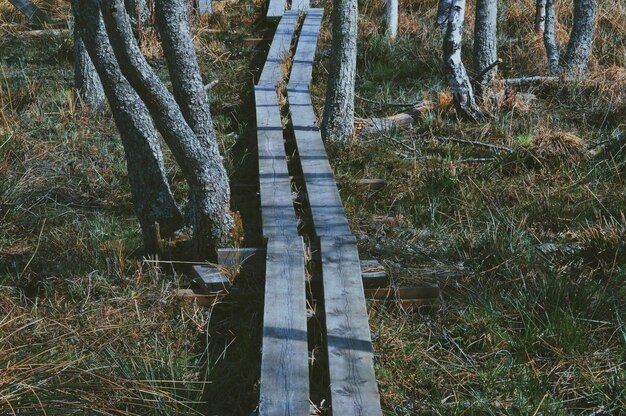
[77,0,232,259]
[543,0,560,74]
[386,0,398,39]
[535,0,546,34]
[439,0,483,121]
[321,0,358,143]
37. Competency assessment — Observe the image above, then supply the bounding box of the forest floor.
[1,0,624,414]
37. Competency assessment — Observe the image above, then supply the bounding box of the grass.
[2,0,625,414]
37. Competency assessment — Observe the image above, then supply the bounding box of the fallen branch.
[502,76,559,87]
[355,101,433,134]
[204,79,219,91]
[434,136,513,153]
[356,94,426,108]
[474,58,502,85]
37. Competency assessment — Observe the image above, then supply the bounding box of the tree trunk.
[71,0,105,113]
[76,0,183,254]
[543,0,560,74]
[473,0,497,92]
[101,0,232,259]
[321,0,358,143]
[154,0,231,257]
[124,0,149,30]
[436,0,453,28]
[535,0,546,34]
[386,0,398,39]
[564,0,596,76]
[443,0,483,121]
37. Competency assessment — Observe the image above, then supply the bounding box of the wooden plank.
[259,11,298,83]
[321,236,382,416]
[266,0,287,21]
[254,85,300,239]
[291,0,310,13]
[7,0,48,24]
[287,88,352,237]
[197,0,212,15]
[259,237,310,415]
[288,9,323,87]
[191,264,231,292]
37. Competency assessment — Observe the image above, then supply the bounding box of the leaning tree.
[76,0,232,260]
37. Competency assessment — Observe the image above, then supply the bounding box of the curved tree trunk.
[543,0,560,74]
[564,0,596,76]
[154,0,232,257]
[444,0,483,121]
[386,0,398,39]
[321,0,358,143]
[76,0,183,254]
[101,0,232,259]
[71,0,105,113]
[535,0,546,34]
[473,0,497,93]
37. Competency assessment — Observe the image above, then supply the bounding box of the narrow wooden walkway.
[255,8,383,415]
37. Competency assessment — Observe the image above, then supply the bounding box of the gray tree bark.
[76,0,183,254]
[321,0,358,143]
[124,0,149,30]
[564,0,596,76]
[154,0,232,257]
[386,0,398,39]
[71,0,105,113]
[535,0,546,34]
[101,0,232,259]
[543,0,560,74]
[436,0,453,28]
[473,0,498,91]
[443,0,483,121]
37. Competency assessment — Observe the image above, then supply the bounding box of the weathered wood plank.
[321,236,382,415]
[291,0,310,13]
[259,236,310,416]
[254,85,300,239]
[287,88,352,236]
[7,0,48,24]
[288,9,323,87]
[266,0,287,21]
[191,264,231,292]
[259,11,298,83]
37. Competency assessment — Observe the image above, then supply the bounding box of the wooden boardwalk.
[255,8,382,415]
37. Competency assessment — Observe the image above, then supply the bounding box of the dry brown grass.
[531,131,587,165]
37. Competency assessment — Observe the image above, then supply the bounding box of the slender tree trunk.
[564,0,596,76]
[535,0,546,34]
[76,0,183,254]
[443,0,483,121]
[321,0,358,143]
[154,0,232,256]
[436,0,453,28]
[473,0,497,93]
[386,0,398,39]
[543,0,560,74]
[101,0,232,259]
[71,0,105,113]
